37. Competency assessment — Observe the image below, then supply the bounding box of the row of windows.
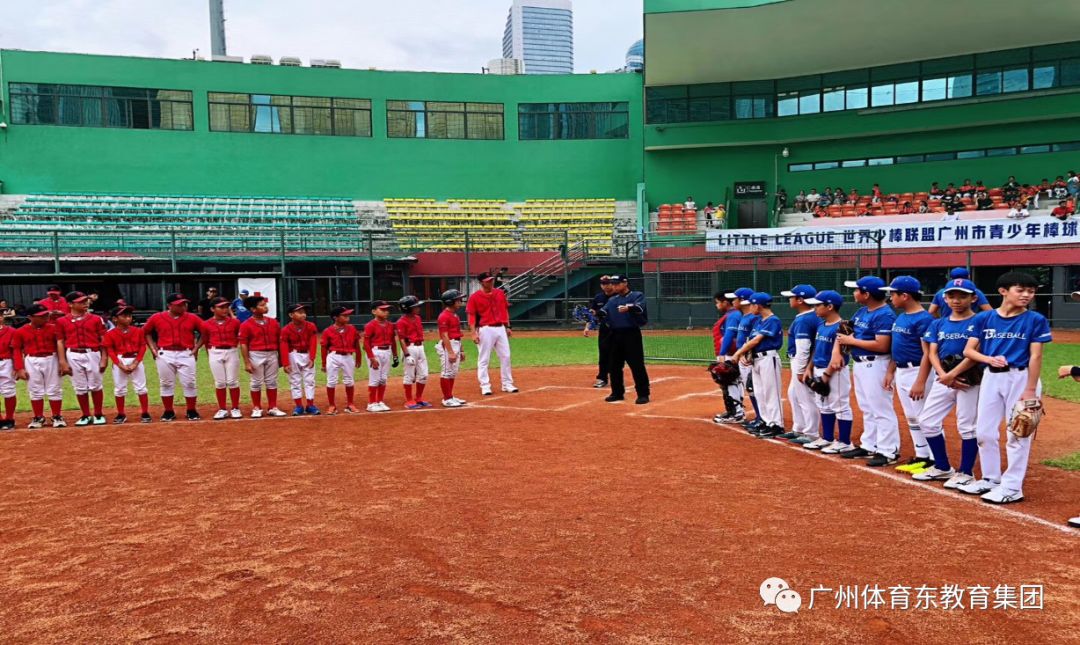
[788,141,1080,173]
[9,83,193,130]
[8,84,626,141]
[647,41,1080,124]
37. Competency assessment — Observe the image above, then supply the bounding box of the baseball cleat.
[93,416,107,425]
[593,380,607,388]
[305,405,321,415]
[895,457,933,473]
[27,417,46,429]
[267,408,287,417]
[1068,517,1080,529]
[481,387,493,396]
[866,453,899,467]
[161,410,177,422]
[912,466,956,481]
[417,400,432,408]
[943,472,975,490]
[113,414,127,425]
[981,487,1024,505]
[140,412,152,424]
[345,404,361,413]
[755,425,784,438]
[0,419,14,430]
[186,410,201,421]
[839,447,872,459]
[213,409,230,420]
[803,438,831,450]
[292,406,306,416]
[405,401,424,410]
[502,386,519,393]
[451,397,467,405]
[821,441,851,454]
[604,395,624,403]
[777,431,800,440]
[75,416,92,427]
[791,435,815,445]
[52,416,67,428]
[378,402,391,412]
[325,406,338,416]
[250,408,264,419]
[442,398,463,408]
[958,478,998,496]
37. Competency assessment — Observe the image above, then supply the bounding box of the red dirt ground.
[0,365,1076,642]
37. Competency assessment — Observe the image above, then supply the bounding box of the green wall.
[0,50,644,200]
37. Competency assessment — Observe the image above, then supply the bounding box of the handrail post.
[170,230,178,273]
[463,230,471,298]
[52,231,61,274]
[367,231,375,303]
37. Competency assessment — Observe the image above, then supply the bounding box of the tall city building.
[502,0,574,75]
[625,39,644,72]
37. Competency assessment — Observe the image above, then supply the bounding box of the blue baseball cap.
[844,276,887,295]
[949,267,970,279]
[942,278,977,294]
[726,287,754,300]
[743,292,773,306]
[881,275,923,295]
[781,284,817,299]
[805,290,843,308]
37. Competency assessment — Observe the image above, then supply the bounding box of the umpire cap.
[440,289,464,305]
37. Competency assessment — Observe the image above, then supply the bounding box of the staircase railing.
[505,240,588,301]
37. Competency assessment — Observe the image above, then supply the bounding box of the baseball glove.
[1008,399,1043,438]
[940,354,984,386]
[837,320,854,355]
[805,376,830,397]
[571,304,600,330]
[708,360,740,387]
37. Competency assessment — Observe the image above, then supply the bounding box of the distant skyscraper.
[502,0,573,75]
[625,39,644,72]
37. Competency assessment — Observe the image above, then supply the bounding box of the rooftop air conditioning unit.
[323,59,342,68]
[279,56,302,67]
[250,54,273,65]
[311,59,341,68]
[211,55,244,63]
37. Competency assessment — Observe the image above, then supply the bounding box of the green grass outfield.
[7,335,1079,411]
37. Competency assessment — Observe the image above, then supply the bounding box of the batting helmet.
[398,295,421,312]
[440,289,464,305]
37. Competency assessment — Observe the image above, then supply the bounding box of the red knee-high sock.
[345,385,355,405]
[440,378,451,399]
[76,393,90,417]
[448,378,456,398]
[162,395,174,412]
[294,397,303,408]
[326,387,336,408]
[49,399,62,417]
[91,389,104,416]
[415,383,426,401]
[378,384,387,403]
[267,389,278,409]
[251,390,262,408]
[368,386,377,404]
[4,396,15,420]
[216,388,227,410]
[138,393,149,414]
[185,396,198,412]
[404,384,413,401]
[229,387,241,409]
[115,396,126,416]
[31,399,44,418]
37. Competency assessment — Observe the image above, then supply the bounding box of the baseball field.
[0,331,1077,641]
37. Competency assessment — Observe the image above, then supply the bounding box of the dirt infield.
[0,365,1077,642]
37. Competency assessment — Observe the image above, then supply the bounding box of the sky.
[1,0,644,74]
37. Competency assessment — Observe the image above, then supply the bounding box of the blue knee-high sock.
[838,418,853,445]
[750,395,760,419]
[925,434,950,471]
[821,413,836,442]
[960,437,978,475]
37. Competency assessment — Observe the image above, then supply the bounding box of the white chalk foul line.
[629,412,1079,537]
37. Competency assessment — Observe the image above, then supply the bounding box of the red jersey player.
[395,295,430,409]
[322,306,361,414]
[143,293,203,421]
[198,297,242,419]
[239,295,285,418]
[103,304,151,423]
[363,300,398,412]
[436,290,467,407]
[55,290,107,426]
[280,303,320,416]
[13,304,66,428]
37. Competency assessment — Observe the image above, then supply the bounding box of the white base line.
[630,412,1079,537]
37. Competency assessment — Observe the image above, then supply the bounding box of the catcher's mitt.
[805,376,830,397]
[708,360,740,387]
[571,304,600,331]
[1008,399,1043,438]
[836,320,855,355]
[939,354,984,386]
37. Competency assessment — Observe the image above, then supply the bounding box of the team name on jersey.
[935,331,968,341]
[892,324,919,335]
[981,328,1027,340]
[815,331,836,345]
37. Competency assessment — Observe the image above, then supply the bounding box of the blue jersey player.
[733,288,762,429]
[731,293,785,437]
[802,290,853,452]
[781,284,821,444]
[713,291,746,423]
[927,267,993,318]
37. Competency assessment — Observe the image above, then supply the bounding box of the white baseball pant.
[367,348,392,387]
[25,355,62,401]
[248,350,279,391]
[325,352,356,387]
[788,366,820,438]
[436,340,463,379]
[813,366,853,420]
[402,345,429,385]
[0,358,15,398]
[894,366,937,459]
[156,349,197,398]
[738,363,752,395]
[853,358,900,458]
[287,351,316,400]
[208,348,240,389]
[751,352,784,428]
[975,370,1042,493]
[112,357,148,396]
[919,380,978,440]
[66,349,103,394]
[476,325,514,390]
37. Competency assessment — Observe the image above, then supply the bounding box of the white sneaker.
[452,397,467,405]
[958,478,997,496]
[821,441,851,454]
[981,486,1024,504]
[230,408,243,419]
[912,466,955,482]
[377,402,392,412]
[251,408,264,418]
[367,403,380,413]
[803,438,831,450]
[501,385,519,393]
[442,398,463,408]
[943,473,975,490]
[481,387,493,396]
[266,408,287,417]
[1069,516,1080,528]
[213,409,229,420]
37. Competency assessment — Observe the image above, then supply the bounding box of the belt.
[448,337,462,341]
[752,350,778,360]
[161,346,190,351]
[375,345,391,350]
[331,350,353,355]
[290,350,309,355]
[482,323,505,327]
[407,341,423,346]
[210,345,236,350]
[989,365,1026,373]
[66,348,97,354]
[895,361,919,369]
[121,353,139,358]
[28,352,55,358]
[853,355,881,363]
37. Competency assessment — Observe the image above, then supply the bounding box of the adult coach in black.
[602,275,650,404]
[588,276,615,388]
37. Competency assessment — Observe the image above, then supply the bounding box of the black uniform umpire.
[589,276,616,388]
[601,275,650,404]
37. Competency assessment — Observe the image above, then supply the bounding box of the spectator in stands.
[197,287,219,320]
[871,183,883,203]
[960,179,975,198]
[1068,171,1080,212]
[885,194,899,204]
[713,204,727,228]
[917,200,931,214]
[703,201,716,224]
[813,204,829,218]
[1003,175,1021,203]
[975,190,994,210]
[847,188,859,205]
[1021,184,1038,209]
[1038,178,1052,205]
[1007,201,1029,219]
[975,179,987,193]
[795,190,807,213]
[775,187,788,213]
[684,196,696,212]
[834,187,846,204]
[856,203,873,217]
[929,182,944,200]
[1051,201,1072,221]
[1053,175,1069,200]
[806,188,821,209]
[0,300,14,322]
[899,201,915,215]
[820,188,833,206]
[942,201,962,222]
[940,187,959,205]
[232,289,252,322]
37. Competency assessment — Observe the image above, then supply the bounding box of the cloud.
[0,0,643,73]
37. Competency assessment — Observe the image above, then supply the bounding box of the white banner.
[237,277,278,318]
[705,216,1080,253]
